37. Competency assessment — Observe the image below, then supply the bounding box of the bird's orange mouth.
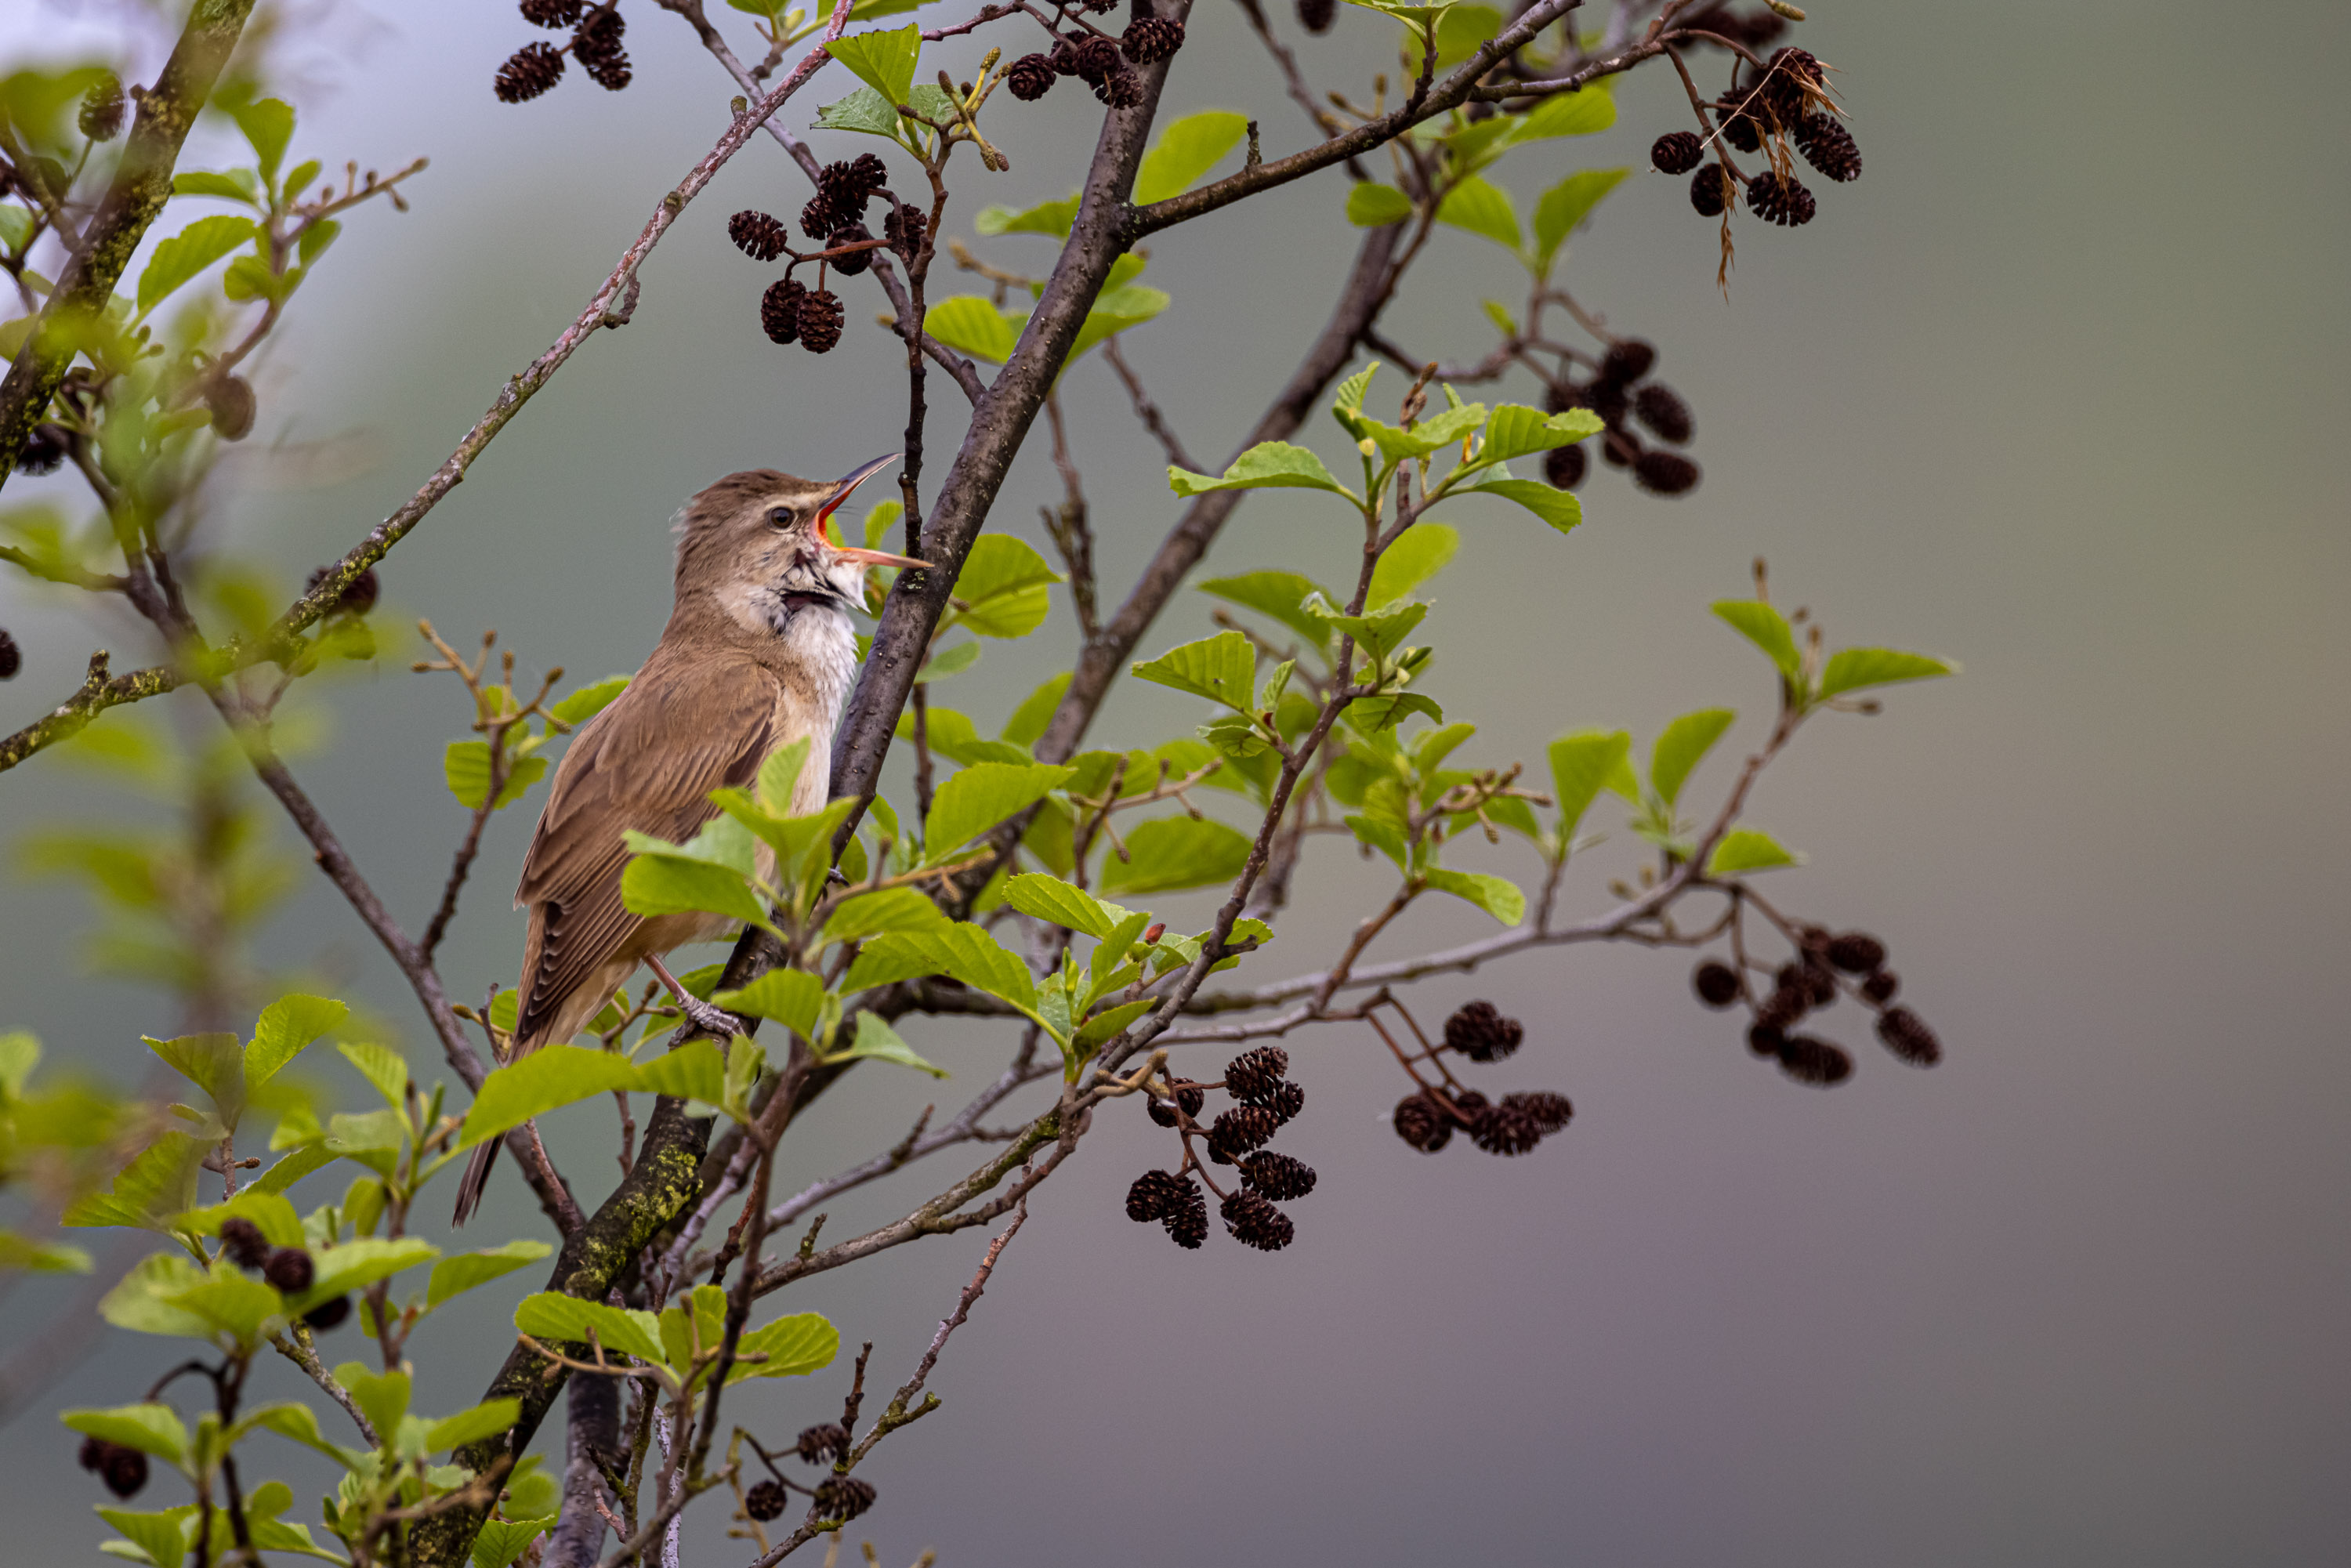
[816,453,926,569]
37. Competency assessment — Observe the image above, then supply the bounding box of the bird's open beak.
[817,453,926,569]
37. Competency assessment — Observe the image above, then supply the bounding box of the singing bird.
[452,455,919,1226]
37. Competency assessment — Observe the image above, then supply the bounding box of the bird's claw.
[681,996,746,1039]
[825,867,849,888]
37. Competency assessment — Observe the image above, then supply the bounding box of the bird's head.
[674,455,922,631]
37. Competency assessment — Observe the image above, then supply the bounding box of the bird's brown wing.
[512,650,780,1047]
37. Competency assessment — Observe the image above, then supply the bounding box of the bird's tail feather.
[451,1137,501,1228]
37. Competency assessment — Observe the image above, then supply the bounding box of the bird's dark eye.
[767,505,795,530]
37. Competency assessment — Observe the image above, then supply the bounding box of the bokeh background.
[4,1,2349,1563]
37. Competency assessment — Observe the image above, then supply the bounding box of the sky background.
[3,0,2349,1564]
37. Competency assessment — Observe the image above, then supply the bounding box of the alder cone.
[1122,15,1185,63]
[744,1480,788,1521]
[1861,969,1900,1005]
[1469,1101,1545,1156]
[571,9,631,89]
[1209,1104,1277,1159]
[813,1476,875,1521]
[80,73,125,141]
[882,199,926,263]
[1222,1045,1289,1103]
[797,288,846,353]
[78,1437,148,1499]
[1125,1168,1186,1222]
[1005,53,1057,100]
[1748,1021,1786,1058]
[1795,112,1863,183]
[1444,1000,1523,1063]
[1266,1078,1305,1124]
[302,1295,352,1331]
[1875,1005,1942,1066]
[1650,130,1704,175]
[1240,1150,1318,1201]
[1094,64,1145,107]
[795,1422,849,1463]
[1826,932,1886,974]
[1221,1190,1295,1251]
[219,1216,272,1270]
[1715,96,1766,153]
[1746,170,1817,226]
[1693,959,1742,1008]
[760,278,805,344]
[0,628,18,681]
[1545,441,1588,489]
[1599,337,1657,386]
[1392,1092,1452,1153]
[1297,0,1337,32]
[1778,1035,1854,1086]
[1601,426,1643,468]
[1634,382,1694,444]
[1164,1176,1209,1248]
[729,209,789,261]
[1502,1090,1574,1133]
[263,1247,315,1294]
[520,0,585,24]
[827,223,875,276]
[205,375,257,440]
[1070,35,1122,82]
[493,42,565,102]
[1690,164,1737,217]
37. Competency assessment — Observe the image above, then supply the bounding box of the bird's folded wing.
[513,655,780,1037]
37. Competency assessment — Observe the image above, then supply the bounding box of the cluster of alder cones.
[1543,338,1701,498]
[493,0,632,102]
[1390,1001,1575,1157]
[729,154,924,355]
[1127,1045,1317,1251]
[1002,0,1186,110]
[1650,46,1861,230]
[1691,924,1941,1085]
[743,1422,875,1524]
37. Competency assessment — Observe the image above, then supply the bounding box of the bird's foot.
[679,995,747,1040]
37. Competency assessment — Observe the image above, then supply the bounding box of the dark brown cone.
[1675,2,1785,52]
[1223,1045,1289,1103]
[1634,450,1700,495]
[1875,1006,1941,1066]
[219,1216,272,1270]
[80,1438,149,1498]
[1502,1090,1574,1132]
[1392,1092,1452,1153]
[1860,970,1900,1005]
[1266,1079,1304,1124]
[571,9,629,88]
[1297,0,1336,31]
[844,152,889,198]
[826,223,875,276]
[80,74,125,141]
[1825,932,1886,973]
[812,1476,875,1521]
[1006,53,1056,100]
[1634,383,1694,444]
[15,422,65,475]
[729,209,789,262]
[814,161,871,227]
[760,278,806,344]
[1122,15,1185,63]
[1777,961,1837,1009]
[205,375,256,440]
[1748,1021,1786,1057]
[1599,338,1656,386]
[1469,1101,1544,1155]
[302,1295,351,1331]
[1070,35,1123,81]
[1049,38,1086,75]
[1221,1190,1295,1251]
[800,194,840,241]
[494,42,566,102]
[1147,1083,1207,1126]
[1693,960,1741,1009]
[1794,113,1861,182]
[520,0,585,24]
[1587,378,1629,429]
[1443,1000,1523,1063]
[1126,1168,1187,1221]
[263,1247,314,1294]
[1715,96,1766,153]
[1746,170,1817,226]
[1650,131,1704,175]
[1777,1034,1854,1086]
[0,628,18,681]
[1755,985,1806,1032]
[795,1423,849,1463]
[797,288,845,353]
[1240,1150,1317,1200]
[1690,164,1736,217]
[306,565,380,617]
[1448,1089,1490,1116]
[1759,46,1824,119]
[1164,1176,1208,1248]
[744,1480,788,1521]
[1544,443,1587,489]
[1209,1104,1277,1159]
[1095,65,1145,107]
[882,200,926,263]
[1602,426,1643,468]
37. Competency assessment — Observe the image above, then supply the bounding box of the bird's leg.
[645,954,746,1040]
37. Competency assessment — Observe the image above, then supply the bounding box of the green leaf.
[1131,630,1257,710]
[924,760,1074,861]
[844,923,1039,1016]
[1513,83,1617,140]
[1531,167,1631,269]
[821,885,950,944]
[812,81,952,137]
[443,741,547,812]
[1001,873,1134,940]
[472,1518,554,1568]
[425,1398,520,1454]
[825,24,920,107]
[630,1039,730,1109]
[1347,690,1445,733]
[1133,110,1248,204]
[1076,998,1156,1049]
[147,1032,245,1128]
[512,1292,668,1365]
[229,97,295,182]
[458,1045,640,1150]
[824,1012,947,1077]
[1549,729,1635,838]
[178,1190,302,1249]
[549,675,629,726]
[712,969,825,1041]
[618,855,767,930]
[136,215,255,317]
[1097,817,1253,897]
[894,706,1031,766]
[1167,442,1352,500]
[949,534,1062,637]
[337,1041,408,1109]
[1651,708,1737,807]
[1066,284,1170,363]
[63,1403,190,1465]
[1300,592,1426,661]
[333,1362,411,1438]
[0,1231,92,1272]
[1346,182,1415,226]
[1816,647,1960,700]
[753,737,813,820]
[1462,477,1583,532]
[298,1237,438,1306]
[238,1402,357,1470]
[1433,2,1505,66]
[163,1262,284,1343]
[245,994,346,1088]
[923,295,1022,362]
[426,1240,553,1309]
[1434,174,1520,251]
[1471,404,1604,467]
[98,1505,192,1568]
[1708,827,1802,874]
[1712,599,1802,683]
[172,169,260,205]
[1196,572,1335,653]
[1422,866,1525,925]
[1002,672,1070,748]
[97,1253,212,1338]
[732,1311,840,1382]
[64,1131,207,1230]
[1366,523,1458,609]
[974,193,1080,237]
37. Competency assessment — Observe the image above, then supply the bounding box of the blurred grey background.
[4,0,2348,1563]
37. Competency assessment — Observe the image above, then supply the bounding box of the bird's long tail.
[451,1137,501,1227]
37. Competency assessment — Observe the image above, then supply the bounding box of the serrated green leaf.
[63,1403,190,1464]
[895,706,1030,767]
[424,1398,520,1454]
[1347,690,1445,732]
[1422,866,1525,925]
[1651,708,1737,807]
[1707,827,1803,875]
[618,855,766,930]
[1301,592,1426,661]
[1196,571,1335,653]
[1075,998,1155,1049]
[472,1517,554,1568]
[332,1361,411,1437]
[821,884,950,944]
[732,1311,840,1382]
[245,994,346,1088]
[1346,813,1409,871]
[1471,404,1604,467]
[1816,647,1959,699]
[923,295,1022,362]
[1367,523,1458,609]
[426,1240,553,1309]
[1549,729,1632,837]
[1131,630,1258,710]
[1066,284,1169,364]
[1512,83,1617,140]
[96,1252,213,1338]
[513,1292,667,1364]
[1435,174,1520,251]
[1168,442,1352,500]
[1532,166,1631,269]
[549,675,629,726]
[177,1190,302,1249]
[630,1038,730,1108]
[442,741,547,812]
[925,760,1074,862]
[1346,182,1415,226]
[841,922,1040,1016]
[1096,816,1253,897]
[64,1131,208,1230]
[298,1237,437,1309]
[136,215,255,317]
[825,24,919,107]
[0,1231,91,1272]
[973,193,1080,237]
[229,96,295,181]
[457,1046,639,1150]
[163,1262,284,1342]
[96,1507,190,1568]
[1463,477,1583,531]
[336,1041,407,1109]
[1001,873,1134,940]
[1134,110,1248,205]
[824,1012,947,1077]
[1712,599,1802,682]
[1433,2,1505,66]
[172,169,260,204]
[146,1032,245,1127]
[712,969,825,1041]
[949,534,1062,638]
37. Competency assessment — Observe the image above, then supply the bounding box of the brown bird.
[453,455,918,1226]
